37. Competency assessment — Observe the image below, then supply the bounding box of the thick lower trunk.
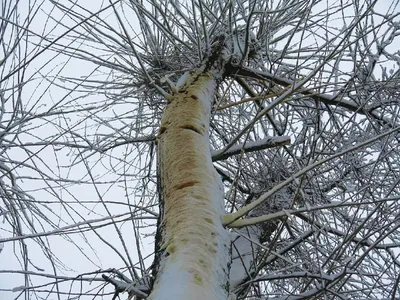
[149,71,230,299]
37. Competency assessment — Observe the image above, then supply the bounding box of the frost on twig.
[102,272,150,300]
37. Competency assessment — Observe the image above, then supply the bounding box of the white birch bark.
[149,68,231,299]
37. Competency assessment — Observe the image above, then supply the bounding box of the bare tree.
[1,0,400,299]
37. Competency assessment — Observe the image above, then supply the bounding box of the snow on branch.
[224,195,400,228]
[211,136,291,161]
[102,272,149,300]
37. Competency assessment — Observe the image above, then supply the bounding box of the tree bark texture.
[149,69,231,299]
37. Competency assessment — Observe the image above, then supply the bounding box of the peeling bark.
[149,70,231,299]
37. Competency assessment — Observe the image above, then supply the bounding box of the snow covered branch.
[102,273,149,299]
[211,136,291,161]
[224,196,400,228]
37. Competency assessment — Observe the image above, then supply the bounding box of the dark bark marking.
[175,180,200,190]
[180,124,202,135]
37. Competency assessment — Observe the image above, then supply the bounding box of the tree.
[1,0,400,299]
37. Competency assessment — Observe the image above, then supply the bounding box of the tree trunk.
[149,67,231,299]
